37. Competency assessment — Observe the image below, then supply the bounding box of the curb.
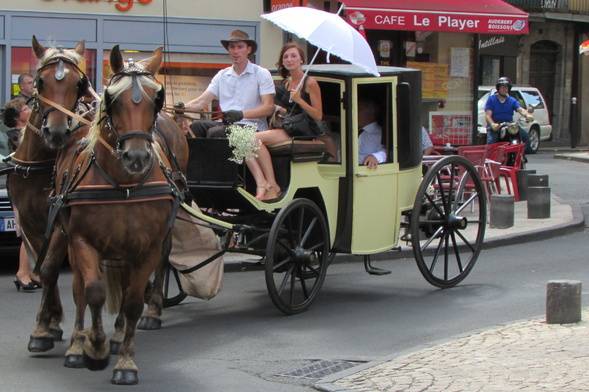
[313,308,589,392]
[554,153,589,164]
[224,201,585,273]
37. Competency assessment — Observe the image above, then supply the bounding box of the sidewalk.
[316,309,589,392]
[312,153,588,392]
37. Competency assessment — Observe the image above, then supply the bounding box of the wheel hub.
[447,214,467,229]
[293,247,311,263]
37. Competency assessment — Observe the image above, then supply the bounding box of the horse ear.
[74,40,86,57]
[143,47,163,75]
[32,35,47,59]
[110,45,124,74]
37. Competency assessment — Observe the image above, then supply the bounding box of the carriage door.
[350,80,399,254]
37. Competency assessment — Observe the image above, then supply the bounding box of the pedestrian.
[15,73,35,103]
[2,97,40,291]
[185,29,275,139]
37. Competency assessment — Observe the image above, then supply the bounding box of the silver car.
[478,86,553,154]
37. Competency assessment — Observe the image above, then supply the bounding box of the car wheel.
[528,127,540,154]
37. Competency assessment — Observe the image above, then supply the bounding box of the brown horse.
[50,45,183,385]
[8,36,90,353]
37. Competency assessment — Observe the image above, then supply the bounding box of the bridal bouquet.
[226,124,260,164]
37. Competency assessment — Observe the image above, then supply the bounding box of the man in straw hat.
[186,29,275,137]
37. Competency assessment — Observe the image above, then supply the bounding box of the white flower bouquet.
[226,124,260,164]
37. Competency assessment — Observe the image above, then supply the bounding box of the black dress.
[274,78,321,137]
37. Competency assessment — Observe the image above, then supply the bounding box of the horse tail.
[104,261,123,315]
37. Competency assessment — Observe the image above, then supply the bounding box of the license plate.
[0,217,17,232]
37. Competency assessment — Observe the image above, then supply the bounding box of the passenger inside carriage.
[357,92,386,170]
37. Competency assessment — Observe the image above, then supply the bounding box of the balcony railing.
[506,0,589,14]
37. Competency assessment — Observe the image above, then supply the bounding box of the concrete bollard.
[516,169,536,201]
[546,280,582,324]
[527,186,551,219]
[528,174,549,188]
[490,194,514,228]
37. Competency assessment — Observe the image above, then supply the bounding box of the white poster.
[450,47,470,78]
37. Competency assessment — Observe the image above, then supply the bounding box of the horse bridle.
[32,54,91,135]
[100,62,165,154]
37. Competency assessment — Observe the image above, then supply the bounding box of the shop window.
[11,47,96,98]
[102,50,230,111]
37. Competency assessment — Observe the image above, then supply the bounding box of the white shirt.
[358,121,387,164]
[207,61,275,131]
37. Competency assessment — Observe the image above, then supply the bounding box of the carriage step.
[363,256,391,275]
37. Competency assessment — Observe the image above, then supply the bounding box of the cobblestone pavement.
[318,309,589,392]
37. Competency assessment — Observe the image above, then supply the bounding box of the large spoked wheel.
[265,198,329,315]
[411,156,486,288]
[163,262,187,308]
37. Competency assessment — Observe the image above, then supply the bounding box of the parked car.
[477,86,552,154]
[0,115,20,255]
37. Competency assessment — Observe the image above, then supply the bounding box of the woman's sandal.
[260,185,282,203]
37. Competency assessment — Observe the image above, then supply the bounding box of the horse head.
[101,45,165,175]
[32,35,89,149]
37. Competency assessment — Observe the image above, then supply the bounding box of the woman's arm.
[291,77,323,121]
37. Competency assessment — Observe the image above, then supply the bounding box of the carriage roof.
[271,64,420,78]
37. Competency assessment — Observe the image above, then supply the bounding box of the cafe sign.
[42,0,153,12]
[346,10,528,35]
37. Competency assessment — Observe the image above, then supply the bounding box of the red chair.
[485,143,508,192]
[497,143,525,201]
[457,146,500,198]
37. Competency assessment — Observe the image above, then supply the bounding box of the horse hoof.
[109,340,121,355]
[112,369,138,385]
[64,354,85,368]
[50,328,63,342]
[83,353,110,371]
[137,316,161,330]
[28,336,54,352]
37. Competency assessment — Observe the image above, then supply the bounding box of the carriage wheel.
[411,156,486,288]
[265,198,329,315]
[163,262,187,308]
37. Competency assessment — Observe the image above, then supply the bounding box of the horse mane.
[38,47,82,68]
[84,73,163,154]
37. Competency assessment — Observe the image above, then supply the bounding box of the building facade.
[0,0,284,105]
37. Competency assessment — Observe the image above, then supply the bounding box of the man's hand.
[491,122,500,131]
[222,110,244,124]
[363,155,379,170]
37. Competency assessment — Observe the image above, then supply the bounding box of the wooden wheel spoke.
[429,233,445,272]
[455,192,479,214]
[308,242,325,252]
[163,268,170,299]
[277,264,295,296]
[435,172,448,212]
[450,232,464,273]
[447,163,456,212]
[300,217,317,247]
[305,263,320,277]
[425,192,446,218]
[289,266,296,305]
[444,232,449,281]
[276,239,295,255]
[421,226,444,250]
[455,229,476,252]
[297,207,305,242]
[299,271,309,299]
[273,256,292,272]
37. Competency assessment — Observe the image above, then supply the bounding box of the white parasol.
[261,6,380,81]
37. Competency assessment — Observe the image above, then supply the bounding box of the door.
[350,79,399,254]
[529,40,559,125]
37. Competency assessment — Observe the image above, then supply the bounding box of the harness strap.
[37,94,92,127]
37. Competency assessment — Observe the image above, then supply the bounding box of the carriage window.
[357,83,393,166]
[317,81,342,163]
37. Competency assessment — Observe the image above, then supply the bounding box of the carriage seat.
[268,139,327,162]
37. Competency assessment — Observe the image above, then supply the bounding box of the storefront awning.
[344,0,528,35]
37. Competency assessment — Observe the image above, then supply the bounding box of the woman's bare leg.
[255,129,291,199]
[245,158,269,200]
[16,242,33,284]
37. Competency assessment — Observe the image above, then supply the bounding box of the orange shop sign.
[42,0,153,13]
[270,0,308,12]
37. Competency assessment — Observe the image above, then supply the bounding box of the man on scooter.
[485,77,534,153]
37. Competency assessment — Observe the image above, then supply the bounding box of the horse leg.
[112,251,160,385]
[110,306,125,356]
[28,229,67,352]
[71,239,110,371]
[64,268,87,368]
[137,233,170,331]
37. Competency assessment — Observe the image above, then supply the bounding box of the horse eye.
[35,78,44,90]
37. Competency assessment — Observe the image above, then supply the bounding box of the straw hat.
[221,29,257,53]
